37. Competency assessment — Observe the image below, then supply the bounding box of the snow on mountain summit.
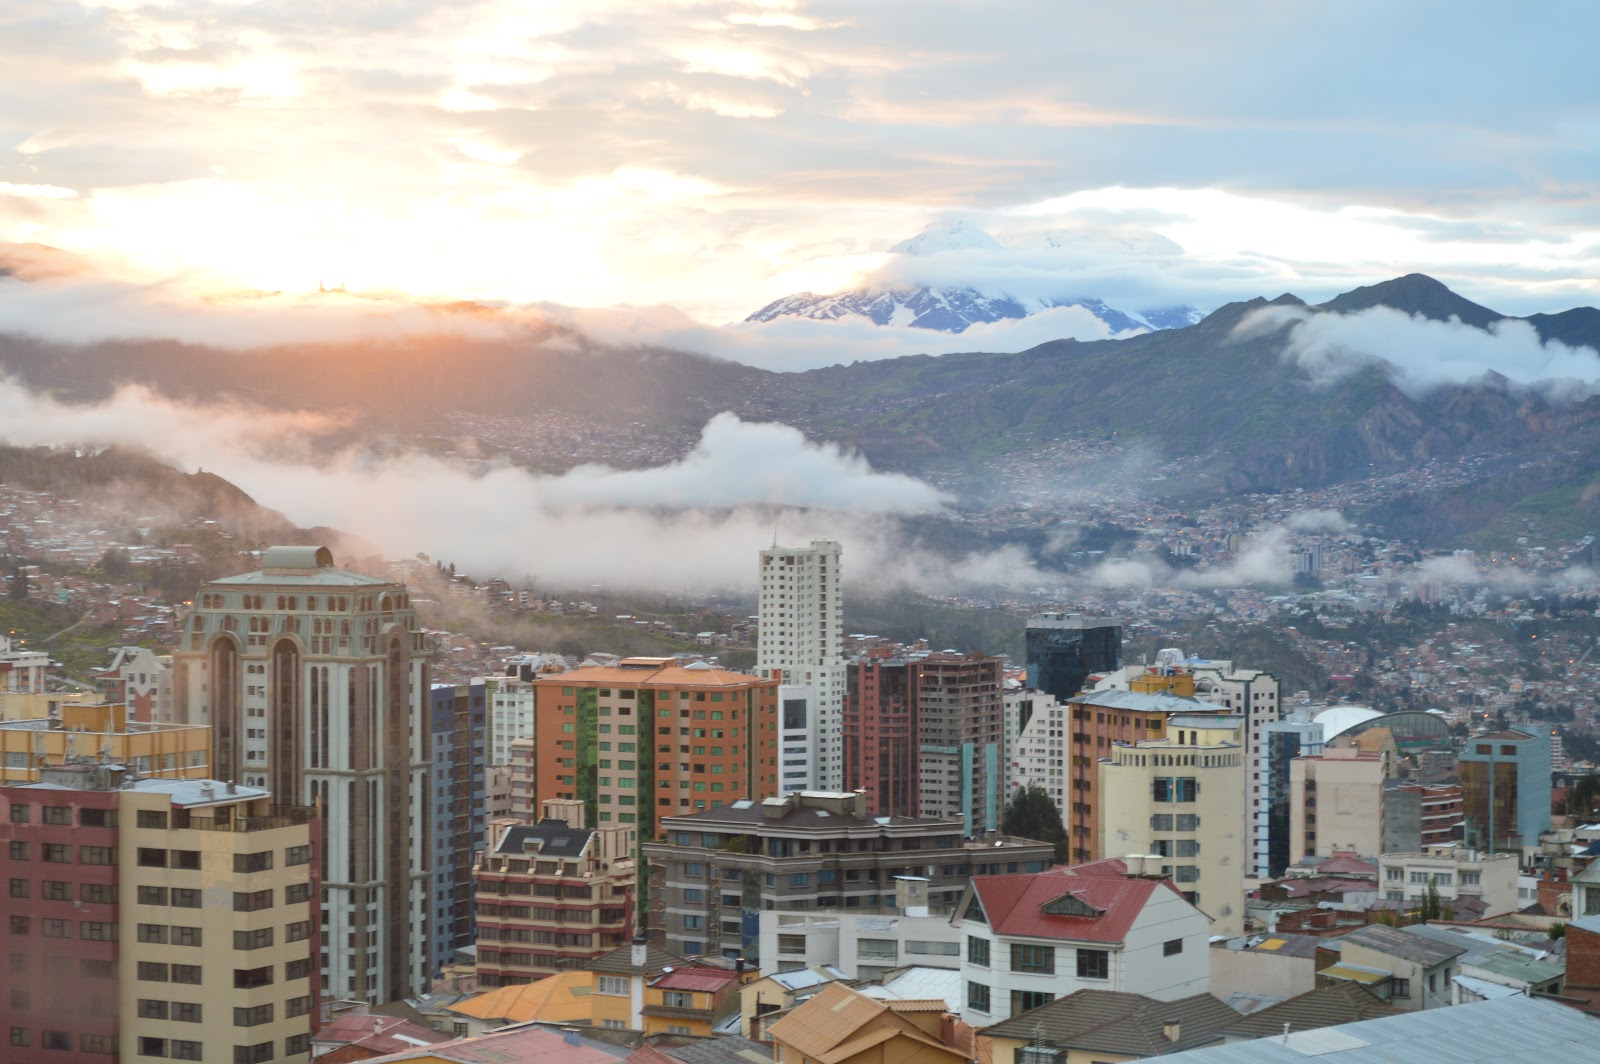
[887,220,1004,255]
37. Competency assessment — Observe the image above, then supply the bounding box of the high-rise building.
[1097,714,1248,935]
[428,681,487,976]
[1288,746,1387,863]
[530,657,780,864]
[1190,663,1281,877]
[1054,690,1229,864]
[776,683,816,797]
[0,761,321,1062]
[1460,725,1553,853]
[757,541,844,791]
[174,545,431,1002]
[488,677,536,766]
[1024,613,1121,702]
[845,653,1006,834]
[1260,720,1324,878]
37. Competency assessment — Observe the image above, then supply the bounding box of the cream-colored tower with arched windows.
[175,546,431,1003]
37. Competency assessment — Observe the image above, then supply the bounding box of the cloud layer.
[1241,304,1600,398]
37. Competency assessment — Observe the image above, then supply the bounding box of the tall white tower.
[757,541,844,791]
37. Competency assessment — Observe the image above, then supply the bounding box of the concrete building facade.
[1376,847,1519,917]
[174,545,432,1002]
[0,762,320,1062]
[757,541,845,791]
[1097,715,1248,935]
[427,681,487,975]
[1460,726,1553,853]
[0,702,210,784]
[1289,746,1387,864]
[99,646,173,723]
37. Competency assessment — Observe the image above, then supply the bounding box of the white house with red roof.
[954,858,1212,1025]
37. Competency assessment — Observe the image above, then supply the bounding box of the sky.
[4,0,1600,333]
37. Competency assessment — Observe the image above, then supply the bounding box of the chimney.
[1163,1020,1180,1043]
[631,932,648,968]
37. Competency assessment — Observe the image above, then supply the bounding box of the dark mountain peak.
[1317,273,1501,328]
[1524,307,1600,349]
[1192,297,1271,333]
[1268,293,1306,306]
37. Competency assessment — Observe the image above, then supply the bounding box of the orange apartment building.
[531,658,780,864]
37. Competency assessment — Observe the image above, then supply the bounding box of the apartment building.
[1057,690,1230,864]
[0,761,320,1061]
[1383,783,1464,853]
[776,683,815,797]
[531,658,780,856]
[488,678,536,766]
[99,646,174,723]
[175,545,431,1002]
[473,799,635,988]
[757,541,845,791]
[642,790,1053,961]
[954,860,1212,1026]
[0,634,48,694]
[758,878,962,980]
[1097,714,1248,935]
[0,701,210,783]
[844,652,1005,834]
[1376,847,1519,917]
[427,681,487,975]
[1289,745,1387,864]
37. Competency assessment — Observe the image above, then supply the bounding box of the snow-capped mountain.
[745,286,1202,335]
[747,220,1204,334]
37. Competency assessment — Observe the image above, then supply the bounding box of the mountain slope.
[745,284,1194,334]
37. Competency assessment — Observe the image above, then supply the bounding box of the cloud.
[1285,509,1350,534]
[0,377,1043,593]
[1086,526,1294,589]
[1240,304,1600,398]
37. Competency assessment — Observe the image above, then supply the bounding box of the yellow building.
[0,690,95,722]
[1097,714,1248,936]
[741,965,848,1040]
[0,702,210,782]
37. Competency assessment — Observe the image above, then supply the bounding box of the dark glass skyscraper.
[1025,613,1122,701]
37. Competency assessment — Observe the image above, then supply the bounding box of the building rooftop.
[586,942,691,977]
[533,662,774,689]
[1067,690,1208,713]
[981,990,1240,1056]
[1140,995,1600,1063]
[495,819,594,859]
[357,1022,628,1063]
[1341,923,1468,967]
[1216,983,1400,1040]
[965,865,1175,944]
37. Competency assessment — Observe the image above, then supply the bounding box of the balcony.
[182,807,315,832]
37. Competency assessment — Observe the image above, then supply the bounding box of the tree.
[1417,876,1443,924]
[1002,784,1068,862]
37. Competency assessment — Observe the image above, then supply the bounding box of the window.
[6,879,25,899]
[598,975,630,996]
[284,1035,309,1058]
[8,804,27,823]
[81,883,116,904]
[777,934,806,954]
[1076,948,1109,979]
[1385,867,1403,881]
[138,1036,167,1057]
[967,935,991,967]
[285,883,312,904]
[233,1042,274,1063]
[171,965,202,984]
[234,1003,273,1027]
[138,809,169,829]
[234,889,273,912]
[138,886,169,906]
[907,939,961,956]
[172,925,203,947]
[1010,943,1055,974]
[234,851,273,873]
[662,991,694,1008]
[234,928,274,950]
[138,848,168,868]
[168,888,201,908]
[42,806,71,826]
[80,846,116,866]
[285,995,312,1018]
[967,980,991,1013]
[42,843,70,863]
[138,962,169,982]
[234,966,273,989]
[172,1041,203,1060]
[171,850,199,870]
[41,918,70,938]
[1010,989,1052,1015]
[7,842,27,860]
[1163,938,1184,957]
[285,958,314,981]
[41,880,69,900]
[137,923,168,944]
[1392,977,1411,997]
[285,845,311,866]
[138,999,170,1020]
[285,920,313,942]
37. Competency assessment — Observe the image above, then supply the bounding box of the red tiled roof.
[971,867,1164,943]
[1317,856,1379,875]
[651,967,740,992]
[314,1014,450,1054]
[1063,857,1129,879]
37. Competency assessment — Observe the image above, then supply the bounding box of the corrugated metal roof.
[1067,690,1207,712]
[1141,996,1600,1063]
